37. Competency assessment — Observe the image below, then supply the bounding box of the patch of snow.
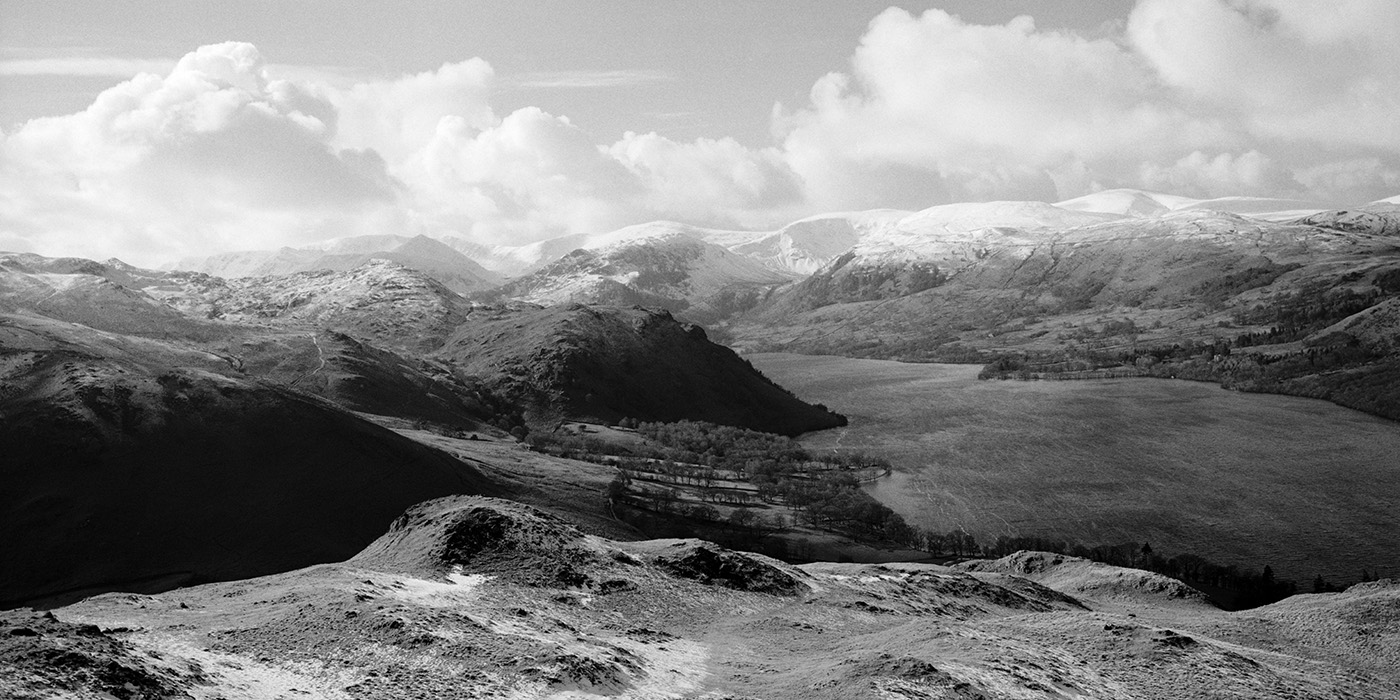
[1056,188,1193,217]
[384,567,490,608]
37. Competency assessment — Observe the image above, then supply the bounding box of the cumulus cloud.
[325,58,496,163]
[0,42,805,261]
[1128,0,1400,150]
[775,8,1221,209]
[402,107,641,241]
[608,132,803,227]
[779,1,1400,209]
[0,42,400,263]
[1138,150,1300,198]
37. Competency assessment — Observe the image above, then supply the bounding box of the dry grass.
[752,352,1400,584]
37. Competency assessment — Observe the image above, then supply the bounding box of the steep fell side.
[0,314,498,608]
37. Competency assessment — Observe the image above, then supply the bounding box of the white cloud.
[324,59,497,163]
[1294,158,1400,203]
[608,132,803,227]
[1138,150,1300,198]
[777,2,1400,209]
[0,42,399,264]
[774,8,1226,209]
[0,42,801,261]
[1127,0,1400,150]
[403,106,640,241]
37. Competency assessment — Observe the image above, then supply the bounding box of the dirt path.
[290,332,327,387]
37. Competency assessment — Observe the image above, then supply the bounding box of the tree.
[606,472,631,502]
[728,507,758,530]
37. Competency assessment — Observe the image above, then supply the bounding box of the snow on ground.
[383,566,491,608]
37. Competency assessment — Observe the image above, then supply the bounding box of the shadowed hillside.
[0,314,499,607]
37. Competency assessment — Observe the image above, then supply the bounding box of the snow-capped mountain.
[1055,188,1329,221]
[845,201,1122,266]
[736,204,1400,357]
[722,209,912,276]
[177,234,502,293]
[1055,189,1195,217]
[483,222,796,324]
[436,221,761,278]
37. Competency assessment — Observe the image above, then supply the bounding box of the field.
[750,353,1400,584]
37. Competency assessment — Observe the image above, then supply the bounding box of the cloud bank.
[2,0,1398,265]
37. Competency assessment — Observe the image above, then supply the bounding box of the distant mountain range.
[177,234,502,293]
[102,188,1400,421]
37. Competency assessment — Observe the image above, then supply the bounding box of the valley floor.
[750,353,1400,587]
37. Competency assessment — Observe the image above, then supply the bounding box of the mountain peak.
[1056,188,1191,217]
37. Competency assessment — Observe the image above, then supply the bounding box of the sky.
[1,0,1397,266]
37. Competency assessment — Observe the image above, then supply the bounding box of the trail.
[831,427,850,448]
[291,333,327,387]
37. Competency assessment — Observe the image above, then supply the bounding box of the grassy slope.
[751,353,1400,584]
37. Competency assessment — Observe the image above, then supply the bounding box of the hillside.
[0,313,499,607]
[0,253,222,340]
[6,496,1396,699]
[204,260,475,353]
[438,303,847,435]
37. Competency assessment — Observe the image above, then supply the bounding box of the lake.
[750,352,1400,584]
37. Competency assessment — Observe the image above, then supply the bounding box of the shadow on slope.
[0,315,500,609]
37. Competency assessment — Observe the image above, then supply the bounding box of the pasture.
[750,353,1400,584]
